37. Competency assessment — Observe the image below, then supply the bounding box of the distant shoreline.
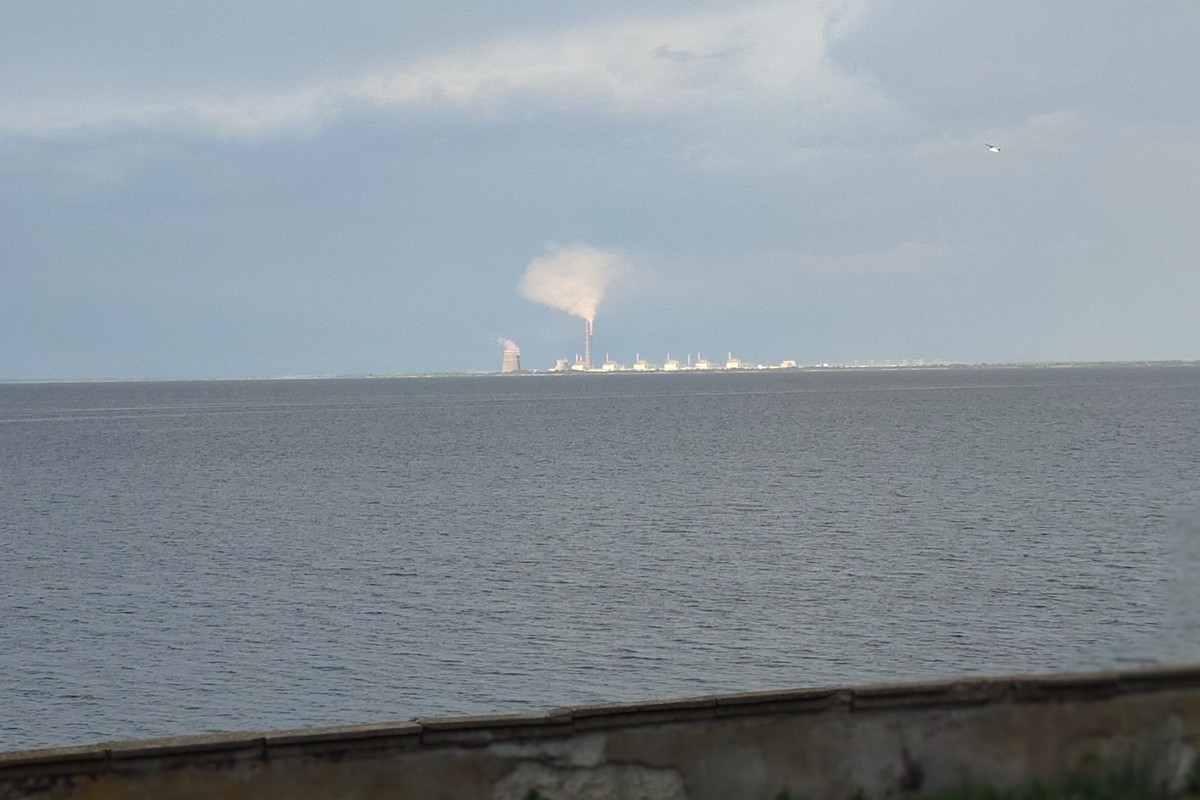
[2,360,1199,386]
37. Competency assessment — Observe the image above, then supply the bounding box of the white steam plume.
[518,243,630,323]
[497,337,520,352]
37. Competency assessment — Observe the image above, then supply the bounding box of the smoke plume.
[518,243,630,323]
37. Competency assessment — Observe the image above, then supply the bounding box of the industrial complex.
[547,352,799,373]
[498,320,798,373]
[497,320,943,373]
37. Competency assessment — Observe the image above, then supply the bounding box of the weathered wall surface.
[3,664,1199,800]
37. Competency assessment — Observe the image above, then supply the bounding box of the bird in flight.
[985,144,1002,153]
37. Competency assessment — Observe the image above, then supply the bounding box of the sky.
[3,0,1199,379]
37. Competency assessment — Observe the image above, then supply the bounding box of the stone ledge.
[265,721,422,747]
[417,711,571,732]
[851,677,1008,710]
[1009,670,1122,703]
[264,721,423,759]
[564,695,718,731]
[106,733,266,774]
[0,744,108,772]
[417,712,573,746]
[1117,663,1200,693]
[713,686,845,718]
[107,733,265,762]
[3,663,1199,779]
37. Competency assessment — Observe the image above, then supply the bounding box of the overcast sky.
[3,0,1199,379]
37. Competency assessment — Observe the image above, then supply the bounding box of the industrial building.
[500,341,521,373]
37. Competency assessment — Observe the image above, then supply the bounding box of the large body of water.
[2,366,1199,751]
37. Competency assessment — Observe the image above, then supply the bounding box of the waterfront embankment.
[2,664,1199,799]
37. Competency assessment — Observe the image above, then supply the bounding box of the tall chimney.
[583,319,593,369]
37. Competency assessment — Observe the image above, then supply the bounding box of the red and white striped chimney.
[583,319,593,369]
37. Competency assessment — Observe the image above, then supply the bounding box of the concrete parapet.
[2,664,1199,799]
[566,695,719,732]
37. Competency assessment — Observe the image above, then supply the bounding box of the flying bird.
[985,144,1002,153]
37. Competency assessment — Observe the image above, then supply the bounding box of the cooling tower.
[583,319,593,370]
[500,344,521,373]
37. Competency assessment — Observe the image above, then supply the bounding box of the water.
[2,366,1199,751]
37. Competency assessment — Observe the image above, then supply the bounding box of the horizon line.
[3,359,1200,386]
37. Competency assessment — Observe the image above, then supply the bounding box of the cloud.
[0,1,881,139]
[0,86,343,139]
[651,45,699,63]
[519,243,631,323]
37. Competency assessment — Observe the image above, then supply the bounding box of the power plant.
[513,246,940,375]
[517,243,627,373]
[545,351,806,372]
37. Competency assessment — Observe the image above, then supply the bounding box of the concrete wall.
[3,664,1199,800]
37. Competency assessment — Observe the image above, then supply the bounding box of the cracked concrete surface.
[491,762,687,800]
[490,733,607,769]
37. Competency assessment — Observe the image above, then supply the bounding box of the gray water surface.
[3,366,1199,750]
